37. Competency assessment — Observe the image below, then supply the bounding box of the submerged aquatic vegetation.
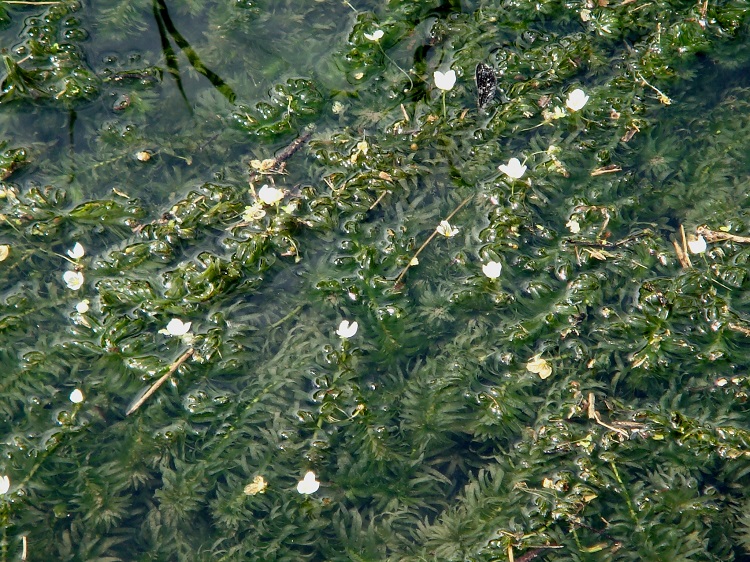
[1,0,750,560]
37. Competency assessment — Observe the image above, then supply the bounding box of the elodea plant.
[2,0,750,560]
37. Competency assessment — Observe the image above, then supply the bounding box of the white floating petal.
[364,29,384,41]
[69,389,84,404]
[0,475,9,495]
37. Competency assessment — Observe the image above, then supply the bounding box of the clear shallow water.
[2,0,750,560]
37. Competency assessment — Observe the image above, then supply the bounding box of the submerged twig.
[248,131,312,184]
[587,393,629,438]
[394,195,472,287]
[697,224,750,244]
[126,348,194,415]
[673,224,692,268]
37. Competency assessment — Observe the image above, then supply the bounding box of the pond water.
[2,0,750,560]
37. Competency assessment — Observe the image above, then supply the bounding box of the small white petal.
[687,235,707,254]
[482,261,503,279]
[75,299,90,314]
[67,242,85,259]
[336,320,358,338]
[63,270,84,291]
[0,475,9,495]
[433,69,456,91]
[296,471,320,494]
[364,29,384,41]
[566,88,589,111]
[498,158,527,179]
[69,389,84,404]
[165,318,192,336]
[257,185,285,206]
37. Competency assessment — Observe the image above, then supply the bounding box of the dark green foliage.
[2,0,750,560]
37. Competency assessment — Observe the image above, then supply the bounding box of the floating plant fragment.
[244,475,268,495]
[527,355,552,379]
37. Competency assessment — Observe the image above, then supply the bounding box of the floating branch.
[126,348,194,415]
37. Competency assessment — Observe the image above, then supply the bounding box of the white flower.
[0,475,9,495]
[364,29,384,41]
[336,320,358,338]
[63,270,84,291]
[69,389,84,404]
[566,219,581,234]
[0,244,10,262]
[433,69,456,91]
[162,318,192,336]
[687,234,707,254]
[242,203,266,222]
[67,242,85,259]
[566,88,589,111]
[257,185,285,206]
[436,220,459,238]
[296,471,320,495]
[75,299,90,314]
[527,355,552,379]
[498,158,527,179]
[482,261,503,279]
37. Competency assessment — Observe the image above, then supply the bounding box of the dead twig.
[126,348,194,415]
[673,224,692,268]
[248,131,312,184]
[697,225,750,244]
[588,393,629,438]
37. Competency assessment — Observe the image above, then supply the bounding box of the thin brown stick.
[126,348,194,415]
[697,225,750,244]
[369,190,389,211]
[394,195,472,287]
[248,131,312,183]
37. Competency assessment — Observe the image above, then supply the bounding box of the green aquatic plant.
[2,0,750,560]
